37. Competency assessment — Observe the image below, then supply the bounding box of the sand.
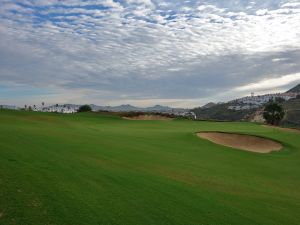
[197,132,282,153]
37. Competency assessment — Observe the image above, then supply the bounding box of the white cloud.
[0,0,300,107]
[127,0,154,7]
[235,73,300,92]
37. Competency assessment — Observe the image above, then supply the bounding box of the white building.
[42,105,78,113]
[228,93,297,111]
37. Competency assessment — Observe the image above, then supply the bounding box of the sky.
[1,0,300,108]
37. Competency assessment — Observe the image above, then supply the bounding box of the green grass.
[0,110,300,225]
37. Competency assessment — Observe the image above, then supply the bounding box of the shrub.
[78,105,92,112]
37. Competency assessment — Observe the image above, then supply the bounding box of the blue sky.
[1,0,300,108]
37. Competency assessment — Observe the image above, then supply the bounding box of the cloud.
[235,73,300,92]
[0,0,300,107]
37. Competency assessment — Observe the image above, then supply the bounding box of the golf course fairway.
[0,110,300,225]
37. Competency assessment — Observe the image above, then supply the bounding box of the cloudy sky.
[1,0,300,108]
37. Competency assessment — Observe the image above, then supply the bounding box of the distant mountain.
[90,104,189,113]
[201,102,217,109]
[106,104,140,112]
[43,104,190,116]
[287,83,300,93]
[145,105,172,112]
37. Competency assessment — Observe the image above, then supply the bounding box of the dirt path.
[197,132,282,153]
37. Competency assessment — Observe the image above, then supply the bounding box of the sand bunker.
[262,125,300,135]
[123,115,173,121]
[197,132,282,153]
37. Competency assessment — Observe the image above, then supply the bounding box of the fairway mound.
[123,115,173,121]
[197,132,282,153]
[262,125,300,135]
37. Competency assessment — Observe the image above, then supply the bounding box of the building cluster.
[38,105,78,113]
[173,111,196,119]
[228,93,298,111]
[228,105,260,111]
[1,103,79,113]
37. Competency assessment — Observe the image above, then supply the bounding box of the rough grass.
[0,109,300,225]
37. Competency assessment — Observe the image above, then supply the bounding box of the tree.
[263,102,285,125]
[275,97,285,103]
[78,105,92,112]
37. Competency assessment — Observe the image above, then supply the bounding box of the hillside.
[192,102,257,121]
[287,83,300,93]
[247,97,300,128]
[1,110,300,225]
[193,83,300,123]
[248,98,300,128]
[281,97,300,128]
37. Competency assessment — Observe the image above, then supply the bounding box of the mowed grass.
[0,110,300,225]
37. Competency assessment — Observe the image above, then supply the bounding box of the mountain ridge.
[287,83,300,93]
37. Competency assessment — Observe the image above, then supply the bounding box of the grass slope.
[0,110,300,225]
